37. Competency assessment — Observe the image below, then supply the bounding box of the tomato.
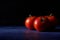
[45,13,57,26]
[33,16,49,31]
[44,14,57,31]
[25,15,36,30]
[48,16,57,25]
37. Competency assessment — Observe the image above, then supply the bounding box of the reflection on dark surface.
[24,30,39,40]
[24,30,60,40]
[0,26,60,40]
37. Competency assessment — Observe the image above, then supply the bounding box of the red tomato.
[33,16,49,31]
[25,16,36,30]
[44,14,57,31]
[47,16,57,25]
[44,14,57,26]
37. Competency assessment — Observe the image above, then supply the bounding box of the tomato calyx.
[29,14,31,17]
[49,13,53,16]
[41,17,45,23]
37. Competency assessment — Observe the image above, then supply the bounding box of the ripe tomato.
[48,16,57,25]
[44,13,57,26]
[25,16,36,30]
[44,14,57,31]
[33,16,49,31]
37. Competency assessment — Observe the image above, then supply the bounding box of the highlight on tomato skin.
[25,14,37,30]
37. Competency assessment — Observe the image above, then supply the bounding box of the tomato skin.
[25,16,36,30]
[44,16,57,31]
[48,16,57,25]
[44,16,57,26]
[33,16,49,31]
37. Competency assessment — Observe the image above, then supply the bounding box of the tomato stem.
[29,14,31,17]
[50,13,53,16]
[41,17,45,23]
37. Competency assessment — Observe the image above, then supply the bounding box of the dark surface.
[0,26,60,40]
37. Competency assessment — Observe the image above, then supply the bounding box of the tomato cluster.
[25,14,57,32]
